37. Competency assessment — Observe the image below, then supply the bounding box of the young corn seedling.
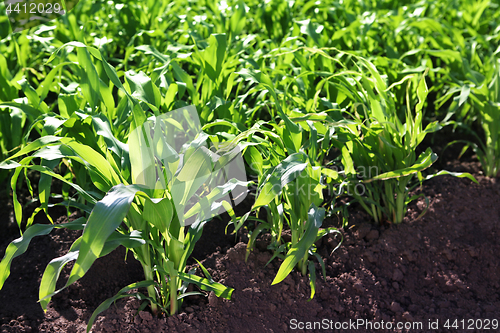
[235,68,342,299]
[340,59,477,224]
[246,152,341,300]
[441,57,500,178]
[0,102,248,332]
[466,57,500,177]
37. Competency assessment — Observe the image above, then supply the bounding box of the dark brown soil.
[1,159,499,333]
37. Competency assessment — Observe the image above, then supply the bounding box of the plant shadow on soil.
[1,156,499,332]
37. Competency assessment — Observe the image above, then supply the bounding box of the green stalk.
[291,216,299,246]
[165,261,178,315]
[395,193,404,224]
[159,271,168,307]
[365,185,380,224]
[300,256,308,276]
[141,252,158,315]
[370,204,379,224]
[169,276,177,315]
[384,181,395,222]
[395,182,407,224]
[486,146,496,177]
[271,202,282,244]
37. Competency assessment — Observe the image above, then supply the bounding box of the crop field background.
[0,0,499,332]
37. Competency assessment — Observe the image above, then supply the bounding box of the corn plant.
[249,152,342,299]
[440,57,500,178]
[232,67,343,299]
[465,57,500,177]
[338,59,477,224]
[0,69,248,331]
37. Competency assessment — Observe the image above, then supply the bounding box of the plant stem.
[169,275,177,315]
[301,256,308,276]
[395,190,405,224]
[141,247,158,315]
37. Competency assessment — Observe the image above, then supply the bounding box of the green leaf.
[65,185,146,287]
[177,272,233,300]
[458,85,471,108]
[91,114,129,158]
[244,146,264,176]
[168,238,185,270]
[229,1,247,38]
[143,197,174,238]
[39,230,146,310]
[423,170,478,184]
[0,218,86,291]
[272,204,325,285]
[171,62,198,104]
[0,102,42,121]
[179,221,205,270]
[194,259,214,282]
[253,153,309,209]
[38,159,59,225]
[0,135,62,163]
[245,222,268,262]
[39,238,82,310]
[307,260,316,301]
[125,71,161,113]
[77,47,101,110]
[171,147,213,211]
[321,168,340,181]
[365,148,437,182]
[202,34,227,82]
